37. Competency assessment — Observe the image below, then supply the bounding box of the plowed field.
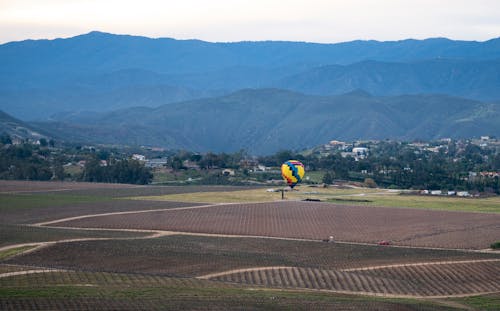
[54,201,500,249]
[210,260,500,297]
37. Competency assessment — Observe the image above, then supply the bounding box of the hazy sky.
[1,0,499,44]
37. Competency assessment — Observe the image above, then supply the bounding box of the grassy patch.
[131,186,384,203]
[0,246,35,260]
[326,194,500,213]
[303,171,325,184]
[452,294,500,310]
[152,169,204,184]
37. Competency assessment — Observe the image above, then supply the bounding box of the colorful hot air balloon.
[281,160,305,189]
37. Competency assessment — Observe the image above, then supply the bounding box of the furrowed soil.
[6,235,499,277]
[0,194,205,224]
[54,201,500,249]
[0,271,456,311]
[1,181,499,309]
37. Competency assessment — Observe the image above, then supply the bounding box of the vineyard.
[7,235,499,277]
[53,201,500,249]
[0,181,499,310]
[209,260,500,297]
[0,270,459,311]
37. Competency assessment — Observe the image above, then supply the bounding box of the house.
[352,147,369,160]
[222,169,235,176]
[146,158,168,168]
[132,154,146,161]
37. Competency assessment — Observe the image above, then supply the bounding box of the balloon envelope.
[281,160,305,188]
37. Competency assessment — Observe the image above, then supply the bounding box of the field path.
[340,258,500,272]
[197,266,294,279]
[0,269,67,279]
[33,202,232,226]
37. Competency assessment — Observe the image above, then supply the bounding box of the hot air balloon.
[281,160,305,189]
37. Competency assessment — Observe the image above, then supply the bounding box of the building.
[145,158,168,168]
[352,147,369,160]
[132,154,146,161]
[222,169,235,176]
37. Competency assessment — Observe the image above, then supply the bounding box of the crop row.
[8,236,499,277]
[56,201,500,249]
[0,270,235,288]
[211,261,500,296]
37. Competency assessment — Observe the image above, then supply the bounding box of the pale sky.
[0,0,499,44]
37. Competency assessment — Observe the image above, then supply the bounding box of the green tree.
[0,133,12,145]
[322,172,334,184]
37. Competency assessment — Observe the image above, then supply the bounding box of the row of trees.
[81,156,152,184]
[0,143,59,180]
[0,136,152,185]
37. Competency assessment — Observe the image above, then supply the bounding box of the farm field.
[0,180,499,310]
[7,235,499,277]
[0,271,462,311]
[132,185,386,203]
[54,201,500,249]
[139,185,500,213]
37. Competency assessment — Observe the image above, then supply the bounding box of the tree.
[53,164,65,180]
[0,133,12,145]
[364,178,377,188]
[322,172,334,185]
[39,138,48,147]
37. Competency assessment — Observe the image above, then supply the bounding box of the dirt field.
[6,235,498,276]
[0,180,139,193]
[0,180,261,197]
[0,195,205,224]
[54,201,500,249]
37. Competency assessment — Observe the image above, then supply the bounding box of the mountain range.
[31,89,500,154]
[1,32,499,154]
[1,32,499,120]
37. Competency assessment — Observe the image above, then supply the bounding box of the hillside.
[276,59,500,101]
[37,89,500,154]
[0,110,50,142]
[1,32,499,120]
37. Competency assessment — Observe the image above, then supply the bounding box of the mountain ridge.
[1,32,500,120]
[35,89,500,154]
